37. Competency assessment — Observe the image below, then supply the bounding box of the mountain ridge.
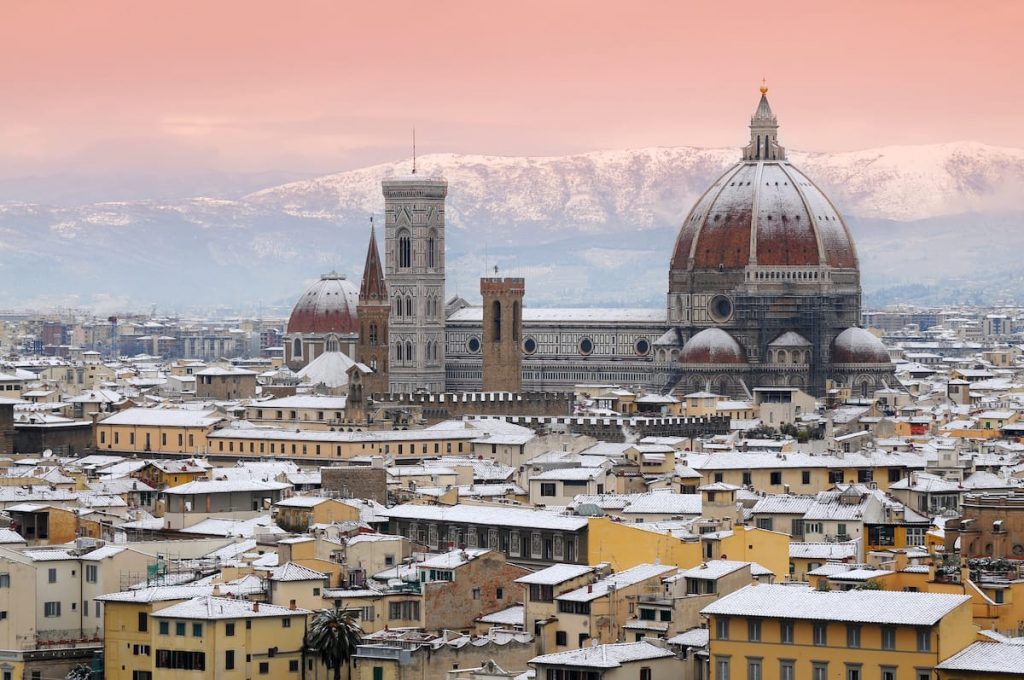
[3,140,1024,312]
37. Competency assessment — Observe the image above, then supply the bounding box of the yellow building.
[321,586,423,634]
[587,519,791,580]
[95,408,224,455]
[272,497,361,533]
[98,585,218,680]
[268,562,330,611]
[516,563,604,653]
[681,391,723,417]
[552,563,677,648]
[587,517,702,572]
[133,459,209,490]
[102,594,310,680]
[703,584,976,680]
[207,428,479,462]
[245,395,349,430]
[691,451,924,494]
[936,640,1024,679]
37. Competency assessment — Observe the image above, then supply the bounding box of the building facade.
[281,88,894,396]
[356,221,390,395]
[383,174,448,393]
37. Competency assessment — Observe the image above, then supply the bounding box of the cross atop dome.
[742,81,786,162]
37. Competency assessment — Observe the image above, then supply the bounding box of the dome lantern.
[743,81,786,162]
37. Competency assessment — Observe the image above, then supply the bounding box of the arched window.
[406,296,413,317]
[396,342,403,361]
[369,324,378,346]
[427,229,437,269]
[326,334,339,352]
[492,301,502,342]
[512,301,520,341]
[394,298,402,317]
[406,342,414,362]
[292,338,302,358]
[398,229,412,268]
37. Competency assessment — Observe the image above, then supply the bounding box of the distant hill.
[2,141,1023,313]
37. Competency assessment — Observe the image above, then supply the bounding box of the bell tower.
[357,218,390,396]
[383,171,448,393]
[480,276,524,393]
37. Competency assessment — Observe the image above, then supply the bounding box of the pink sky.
[1,1,1020,187]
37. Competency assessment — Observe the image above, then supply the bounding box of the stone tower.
[356,219,390,396]
[382,172,448,393]
[480,277,525,393]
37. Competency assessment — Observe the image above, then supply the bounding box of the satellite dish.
[42,449,53,458]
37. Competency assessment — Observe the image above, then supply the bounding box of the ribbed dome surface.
[286,273,359,334]
[671,161,858,271]
[680,328,747,364]
[832,327,891,364]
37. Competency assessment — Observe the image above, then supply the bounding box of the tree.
[306,607,363,680]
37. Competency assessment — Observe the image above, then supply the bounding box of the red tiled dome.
[670,91,858,274]
[680,328,747,364]
[670,162,858,271]
[286,273,359,335]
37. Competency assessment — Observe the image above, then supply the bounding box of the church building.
[284,87,895,397]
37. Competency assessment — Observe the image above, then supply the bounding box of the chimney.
[587,584,593,593]
[212,584,221,596]
[252,601,259,613]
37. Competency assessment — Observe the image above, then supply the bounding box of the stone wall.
[322,466,388,504]
[465,414,730,442]
[423,553,530,631]
[371,391,572,424]
[0,402,13,457]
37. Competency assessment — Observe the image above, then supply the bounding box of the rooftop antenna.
[412,127,416,174]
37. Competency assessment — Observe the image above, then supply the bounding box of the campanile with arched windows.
[480,276,524,393]
[382,171,448,393]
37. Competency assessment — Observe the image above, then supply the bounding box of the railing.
[20,628,104,650]
[638,595,673,605]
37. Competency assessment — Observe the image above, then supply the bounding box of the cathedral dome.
[680,328,747,364]
[831,327,891,364]
[670,90,858,273]
[286,272,359,335]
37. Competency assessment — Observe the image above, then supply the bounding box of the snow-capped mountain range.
[4,141,1024,312]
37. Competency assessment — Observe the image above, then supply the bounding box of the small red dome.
[680,328,747,364]
[832,327,890,364]
[286,273,359,335]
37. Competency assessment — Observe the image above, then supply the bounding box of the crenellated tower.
[480,276,524,392]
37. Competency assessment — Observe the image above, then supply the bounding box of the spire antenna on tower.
[412,127,417,174]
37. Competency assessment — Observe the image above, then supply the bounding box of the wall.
[587,518,702,572]
[422,554,529,631]
[321,467,388,504]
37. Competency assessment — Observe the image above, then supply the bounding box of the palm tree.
[306,607,364,680]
